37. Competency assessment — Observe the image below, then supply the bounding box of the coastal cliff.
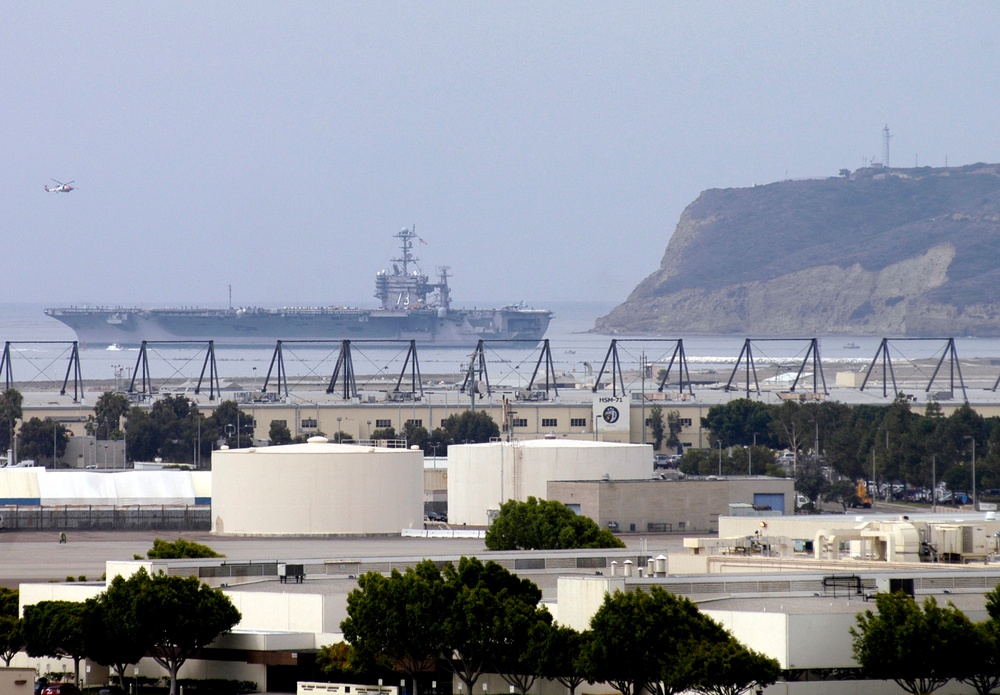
[596,164,1000,336]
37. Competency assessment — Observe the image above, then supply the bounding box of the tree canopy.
[23,600,88,685]
[341,556,551,695]
[0,588,21,667]
[851,591,976,695]
[17,417,69,466]
[126,395,217,465]
[485,497,625,550]
[342,560,449,695]
[133,570,242,695]
[143,537,224,559]
[0,388,23,453]
[86,391,131,439]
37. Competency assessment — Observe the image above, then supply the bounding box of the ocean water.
[5,301,1000,389]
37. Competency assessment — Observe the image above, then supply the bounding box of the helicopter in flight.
[44,179,76,193]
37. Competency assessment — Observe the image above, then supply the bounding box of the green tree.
[134,571,242,695]
[268,420,292,445]
[769,400,810,465]
[0,614,22,666]
[127,396,214,465]
[649,405,665,451]
[87,391,130,439]
[702,399,776,448]
[341,560,449,695]
[0,388,23,453]
[795,456,829,507]
[371,426,397,440]
[537,624,590,695]
[144,538,224,559]
[690,640,781,695]
[23,600,88,685]
[485,497,625,550]
[0,589,22,667]
[961,584,1000,695]
[581,587,729,695]
[17,417,68,467]
[440,557,546,693]
[83,571,151,686]
[316,641,362,680]
[665,409,683,452]
[438,411,500,446]
[492,596,553,695]
[851,591,973,694]
[212,400,254,448]
[402,421,429,450]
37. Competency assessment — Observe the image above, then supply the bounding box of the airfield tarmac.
[0,530,695,588]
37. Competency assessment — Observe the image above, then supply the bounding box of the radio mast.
[882,125,892,167]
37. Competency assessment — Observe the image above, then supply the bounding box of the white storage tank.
[447,438,652,526]
[212,437,423,536]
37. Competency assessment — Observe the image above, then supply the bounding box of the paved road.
[0,530,697,588]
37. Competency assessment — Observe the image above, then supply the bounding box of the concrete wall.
[0,668,36,693]
[447,440,652,525]
[211,437,423,535]
[548,477,794,534]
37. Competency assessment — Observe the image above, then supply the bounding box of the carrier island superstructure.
[44,229,552,348]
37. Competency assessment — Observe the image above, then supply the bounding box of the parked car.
[98,686,127,695]
[40,684,82,695]
[34,679,48,695]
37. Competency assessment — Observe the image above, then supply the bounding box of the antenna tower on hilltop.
[882,124,892,167]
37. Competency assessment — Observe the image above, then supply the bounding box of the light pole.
[748,432,756,476]
[717,439,722,476]
[966,435,977,510]
[337,416,342,442]
[871,447,876,513]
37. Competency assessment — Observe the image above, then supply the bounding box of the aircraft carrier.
[44,229,552,348]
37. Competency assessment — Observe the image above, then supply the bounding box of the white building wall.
[554,576,626,631]
[448,440,652,525]
[226,591,327,635]
[212,439,423,535]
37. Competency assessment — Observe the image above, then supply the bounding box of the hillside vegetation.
[597,164,1000,335]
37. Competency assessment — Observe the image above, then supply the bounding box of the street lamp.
[965,435,977,510]
[717,440,722,476]
[748,433,756,476]
[337,416,342,442]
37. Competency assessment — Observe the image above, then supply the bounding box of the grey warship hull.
[43,304,552,348]
[44,228,552,348]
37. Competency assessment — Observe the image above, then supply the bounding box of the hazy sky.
[4,3,999,310]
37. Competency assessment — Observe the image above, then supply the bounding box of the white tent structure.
[0,468,210,507]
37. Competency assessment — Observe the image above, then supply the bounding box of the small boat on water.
[843,341,860,350]
[106,342,123,351]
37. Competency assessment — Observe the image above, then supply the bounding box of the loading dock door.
[753,493,785,513]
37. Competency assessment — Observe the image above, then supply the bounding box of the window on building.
[375,419,392,428]
[301,418,317,429]
[405,419,423,428]
[512,418,528,427]
[272,420,287,428]
[678,418,693,427]
[570,418,588,428]
[541,418,558,428]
